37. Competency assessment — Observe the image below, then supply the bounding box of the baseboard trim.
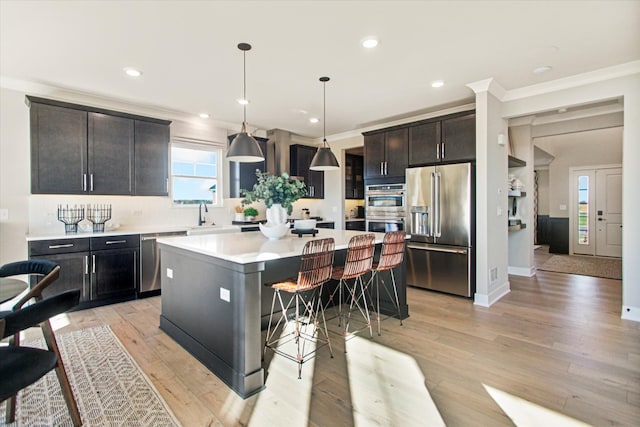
[474,281,510,307]
[508,266,536,277]
[622,306,640,322]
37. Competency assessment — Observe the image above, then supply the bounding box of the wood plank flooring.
[38,271,640,426]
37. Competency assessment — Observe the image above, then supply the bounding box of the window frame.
[170,137,224,207]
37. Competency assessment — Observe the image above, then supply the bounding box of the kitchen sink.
[186,225,241,235]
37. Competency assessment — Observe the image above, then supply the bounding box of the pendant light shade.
[227,43,264,163]
[310,76,340,171]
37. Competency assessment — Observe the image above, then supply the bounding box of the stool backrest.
[377,231,406,271]
[297,238,335,292]
[341,234,375,280]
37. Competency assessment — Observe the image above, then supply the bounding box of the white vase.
[266,203,287,225]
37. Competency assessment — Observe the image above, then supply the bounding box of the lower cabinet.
[29,235,139,308]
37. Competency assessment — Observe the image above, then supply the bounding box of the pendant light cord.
[323,79,327,146]
[243,49,247,124]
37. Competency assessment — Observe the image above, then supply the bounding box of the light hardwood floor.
[48,270,639,426]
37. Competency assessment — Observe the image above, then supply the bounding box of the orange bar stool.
[369,231,406,335]
[263,238,335,379]
[327,233,376,338]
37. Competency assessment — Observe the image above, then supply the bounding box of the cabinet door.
[384,128,409,178]
[92,247,138,300]
[229,136,267,198]
[290,144,324,199]
[345,154,355,199]
[135,120,170,196]
[441,113,476,162]
[353,155,364,198]
[364,133,385,179]
[88,113,134,195]
[30,103,87,194]
[33,252,90,302]
[409,121,440,166]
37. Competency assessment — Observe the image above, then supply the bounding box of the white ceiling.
[1,1,639,138]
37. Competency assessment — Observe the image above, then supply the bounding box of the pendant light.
[227,43,264,163]
[309,76,340,171]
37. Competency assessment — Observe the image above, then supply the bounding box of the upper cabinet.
[409,111,475,167]
[27,96,170,196]
[345,154,364,199]
[363,128,408,180]
[228,135,269,198]
[290,144,324,199]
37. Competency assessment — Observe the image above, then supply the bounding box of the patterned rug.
[537,254,622,280]
[0,326,180,426]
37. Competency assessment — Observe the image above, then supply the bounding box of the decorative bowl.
[293,219,316,231]
[259,222,290,240]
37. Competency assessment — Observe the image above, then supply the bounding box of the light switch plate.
[220,288,230,302]
[166,268,173,279]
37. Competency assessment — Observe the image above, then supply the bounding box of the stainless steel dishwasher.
[140,231,186,296]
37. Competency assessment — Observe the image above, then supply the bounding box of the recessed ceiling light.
[237,98,249,105]
[362,37,378,48]
[309,117,319,124]
[431,80,445,88]
[557,108,567,113]
[532,65,552,74]
[123,67,142,77]
[199,113,210,119]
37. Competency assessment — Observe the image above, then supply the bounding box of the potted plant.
[243,207,259,221]
[241,170,307,218]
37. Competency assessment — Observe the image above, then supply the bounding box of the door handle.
[380,162,384,175]
[92,254,96,274]
[598,218,606,221]
[441,142,445,159]
[436,143,440,160]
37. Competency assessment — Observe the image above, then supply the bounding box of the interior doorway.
[570,166,622,258]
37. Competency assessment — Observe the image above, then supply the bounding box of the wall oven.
[365,183,406,232]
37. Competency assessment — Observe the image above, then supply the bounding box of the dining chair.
[263,238,335,379]
[326,233,376,338]
[0,260,82,426]
[368,230,406,335]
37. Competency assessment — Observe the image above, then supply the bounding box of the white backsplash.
[29,195,330,234]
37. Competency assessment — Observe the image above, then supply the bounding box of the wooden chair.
[263,238,336,379]
[326,234,376,338]
[368,231,406,335]
[0,260,82,426]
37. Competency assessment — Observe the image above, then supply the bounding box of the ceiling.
[1,1,638,139]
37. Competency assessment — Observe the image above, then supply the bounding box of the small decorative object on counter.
[87,204,112,232]
[243,207,258,221]
[234,205,245,222]
[57,204,84,234]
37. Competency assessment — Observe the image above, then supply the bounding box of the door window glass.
[577,175,589,245]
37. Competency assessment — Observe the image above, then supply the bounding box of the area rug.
[0,325,181,426]
[537,254,622,279]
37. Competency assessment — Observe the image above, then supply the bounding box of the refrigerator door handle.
[408,243,468,255]
[430,172,435,237]
[435,171,441,237]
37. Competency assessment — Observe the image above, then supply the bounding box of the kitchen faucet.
[198,202,208,226]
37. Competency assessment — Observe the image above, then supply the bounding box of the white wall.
[534,127,623,218]
[536,169,550,215]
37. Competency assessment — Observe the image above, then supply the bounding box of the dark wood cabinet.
[290,144,324,199]
[228,135,269,198]
[27,96,170,196]
[345,154,364,199]
[135,120,169,196]
[364,128,408,180]
[30,103,88,194]
[409,112,475,166]
[88,112,134,194]
[29,234,139,309]
[441,113,476,163]
[409,121,440,165]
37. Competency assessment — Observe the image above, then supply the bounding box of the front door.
[571,166,622,257]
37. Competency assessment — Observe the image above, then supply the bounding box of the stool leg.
[390,269,402,326]
[264,290,278,360]
[376,271,382,336]
[317,285,334,359]
[359,276,373,338]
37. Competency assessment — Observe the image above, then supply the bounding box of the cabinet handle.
[92,254,96,274]
[84,255,89,275]
[166,178,169,193]
[48,243,74,249]
[105,240,127,245]
[380,162,383,175]
[436,143,440,160]
[83,174,87,192]
[384,162,388,175]
[442,142,445,159]
[90,174,94,192]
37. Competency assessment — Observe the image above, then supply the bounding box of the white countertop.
[157,228,385,264]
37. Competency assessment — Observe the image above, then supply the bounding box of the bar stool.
[369,231,406,335]
[263,238,335,379]
[327,233,376,338]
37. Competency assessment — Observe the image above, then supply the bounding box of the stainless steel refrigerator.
[406,163,474,297]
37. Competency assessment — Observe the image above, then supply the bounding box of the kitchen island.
[157,229,408,398]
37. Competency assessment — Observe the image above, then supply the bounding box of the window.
[577,175,589,245]
[171,140,223,206]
